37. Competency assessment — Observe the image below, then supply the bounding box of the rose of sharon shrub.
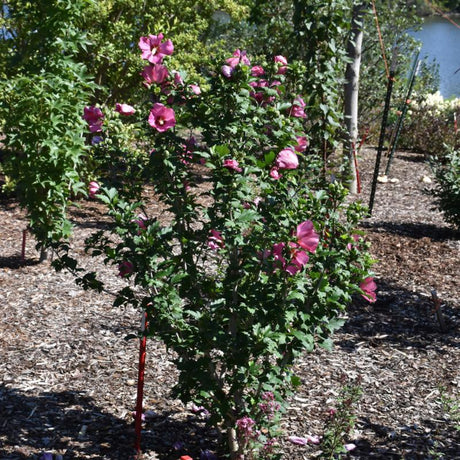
[54,36,375,459]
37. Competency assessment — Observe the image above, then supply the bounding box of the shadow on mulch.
[351,416,460,459]
[0,256,40,269]
[0,385,134,459]
[0,385,222,460]
[361,220,460,242]
[338,279,459,352]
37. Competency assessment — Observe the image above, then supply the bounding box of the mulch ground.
[0,148,459,459]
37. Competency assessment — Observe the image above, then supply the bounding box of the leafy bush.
[397,92,460,156]
[0,58,94,246]
[53,37,376,459]
[430,148,460,229]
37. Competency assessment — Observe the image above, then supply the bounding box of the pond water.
[410,15,460,99]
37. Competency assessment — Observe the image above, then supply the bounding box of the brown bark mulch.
[0,148,459,459]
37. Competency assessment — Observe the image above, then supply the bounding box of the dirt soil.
[0,148,459,460]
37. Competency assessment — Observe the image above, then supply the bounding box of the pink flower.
[288,435,320,445]
[133,213,147,232]
[223,158,242,173]
[173,71,184,86]
[296,221,319,252]
[274,55,288,74]
[138,33,174,64]
[221,65,234,79]
[291,249,309,268]
[226,49,250,68]
[285,248,309,275]
[115,103,135,116]
[118,261,134,277]
[83,106,103,124]
[272,242,287,269]
[189,84,201,95]
[270,167,282,180]
[141,64,169,86]
[275,148,299,170]
[344,443,357,452]
[290,96,307,118]
[359,277,377,302]
[274,55,288,66]
[295,136,308,152]
[148,103,176,132]
[236,416,255,437]
[346,234,360,250]
[88,181,100,198]
[83,106,104,132]
[251,65,265,77]
[208,229,224,250]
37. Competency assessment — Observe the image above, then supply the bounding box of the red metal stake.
[134,313,148,455]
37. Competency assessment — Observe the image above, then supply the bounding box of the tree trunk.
[344,3,366,194]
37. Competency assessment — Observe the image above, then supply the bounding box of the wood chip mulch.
[0,148,459,459]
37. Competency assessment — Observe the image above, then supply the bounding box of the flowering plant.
[397,91,460,156]
[54,35,375,458]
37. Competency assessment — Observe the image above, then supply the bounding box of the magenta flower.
[275,148,299,170]
[133,213,147,232]
[141,64,169,86]
[189,84,201,95]
[258,391,281,419]
[221,64,234,79]
[223,158,242,173]
[83,105,103,124]
[208,230,224,250]
[115,103,135,116]
[270,167,282,180]
[88,181,100,198]
[346,234,360,250]
[285,249,309,276]
[291,249,309,268]
[296,220,319,252]
[272,242,287,269]
[118,261,134,278]
[83,106,104,132]
[236,416,255,437]
[148,103,176,132]
[251,65,265,77]
[172,71,184,86]
[138,33,174,64]
[344,443,357,452]
[359,277,377,302]
[288,435,320,445]
[290,96,307,118]
[226,49,250,68]
[295,136,309,152]
[274,55,288,74]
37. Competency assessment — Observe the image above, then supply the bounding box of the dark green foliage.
[430,148,460,229]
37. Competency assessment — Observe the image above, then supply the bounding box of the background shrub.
[430,148,460,229]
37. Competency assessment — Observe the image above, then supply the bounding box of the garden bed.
[0,147,459,459]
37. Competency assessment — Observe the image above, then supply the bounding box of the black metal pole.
[368,71,395,216]
[385,55,420,176]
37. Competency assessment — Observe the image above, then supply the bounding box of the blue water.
[410,16,460,98]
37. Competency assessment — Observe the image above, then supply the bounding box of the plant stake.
[385,53,420,176]
[21,229,27,264]
[368,71,395,215]
[134,312,148,455]
[431,290,447,333]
